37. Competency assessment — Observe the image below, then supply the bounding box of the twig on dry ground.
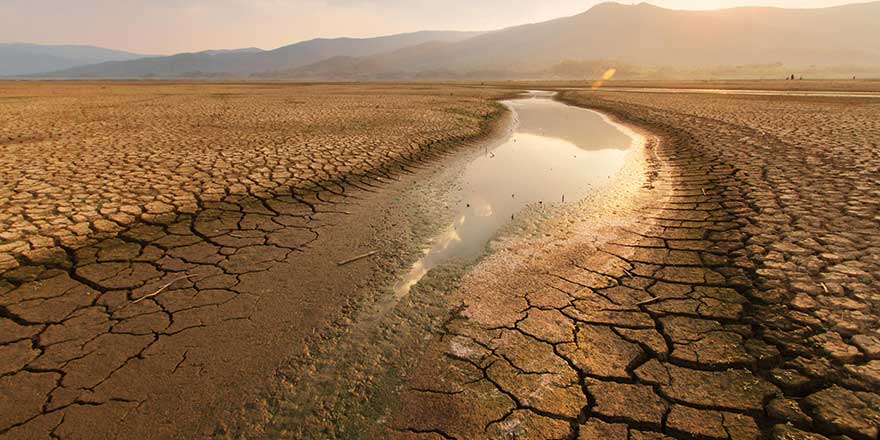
[636,296,665,306]
[133,274,201,304]
[337,251,378,266]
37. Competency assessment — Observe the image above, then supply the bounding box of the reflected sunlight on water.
[394,92,637,295]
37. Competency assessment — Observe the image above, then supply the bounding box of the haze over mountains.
[29,31,482,79]
[290,1,879,80]
[0,44,147,76]
[7,1,880,80]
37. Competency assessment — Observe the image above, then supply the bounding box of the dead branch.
[337,251,378,266]
[133,274,201,304]
[636,296,665,306]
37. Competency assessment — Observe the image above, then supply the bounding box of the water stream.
[273,92,645,434]
[394,91,639,295]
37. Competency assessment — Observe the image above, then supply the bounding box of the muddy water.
[395,92,637,294]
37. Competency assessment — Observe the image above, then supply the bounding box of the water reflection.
[513,98,634,150]
[395,92,637,295]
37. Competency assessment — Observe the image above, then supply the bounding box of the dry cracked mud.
[0,82,512,438]
[0,82,507,266]
[382,90,880,440]
[2,82,879,440]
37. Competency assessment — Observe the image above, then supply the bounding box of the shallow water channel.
[264,92,644,435]
[395,91,639,294]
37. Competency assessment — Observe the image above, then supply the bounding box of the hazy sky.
[0,0,868,54]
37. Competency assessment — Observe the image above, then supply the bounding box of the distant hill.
[195,48,264,56]
[17,2,880,80]
[36,31,482,78]
[0,43,147,76]
[270,1,880,80]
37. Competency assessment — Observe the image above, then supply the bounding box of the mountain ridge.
[11,1,880,79]
[268,0,880,80]
[0,43,149,76]
[29,30,483,78]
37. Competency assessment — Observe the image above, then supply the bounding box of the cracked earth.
[1,82,879,440]
[0,82,509,438]
[388,91,880,440]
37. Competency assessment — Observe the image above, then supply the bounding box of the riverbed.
[247,91,647,438]
[395,91,638,295]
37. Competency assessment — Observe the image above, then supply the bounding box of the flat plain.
[1,81,878,440]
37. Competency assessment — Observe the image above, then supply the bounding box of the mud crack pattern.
[0,82,503,270]
[0,83,509,438]
[391,91,879,440]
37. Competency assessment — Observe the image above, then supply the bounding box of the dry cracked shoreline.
[1,82,878,439]
[382,90,880,440]
[0,82,513,438]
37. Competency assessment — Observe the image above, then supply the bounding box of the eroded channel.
[255,91,645,438]
[395,91,638,295]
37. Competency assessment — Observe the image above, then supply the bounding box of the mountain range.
[271,1,880,80]
[0,43,148,76]
[28,31,481,79]
[6,1,880,80]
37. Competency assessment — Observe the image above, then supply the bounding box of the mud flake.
[0,340,40,375]
[578,419,628,440]
[803,385,880,439]
[0,371,59,430]
[517,309,575,344]
[559,324,643,379]
[662,364,778,412]
[486,410,572,440]
[769,424,832,440]
[587,381,666,428]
